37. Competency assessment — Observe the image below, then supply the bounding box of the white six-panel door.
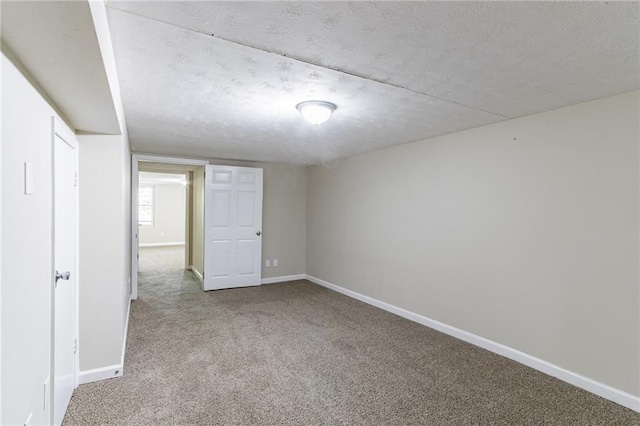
[204,166,263,290]
[53,133,77,426]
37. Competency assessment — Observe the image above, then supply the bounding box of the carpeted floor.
[64,246,640,425]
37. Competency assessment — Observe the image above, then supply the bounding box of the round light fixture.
[296,101,337,125]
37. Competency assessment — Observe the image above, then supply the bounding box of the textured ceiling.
[107,1,639,165]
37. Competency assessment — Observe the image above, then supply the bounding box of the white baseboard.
[121,296,131,366]
[79,294,131,385]
[305,274,640,413]
[190,265,203,282]
[261,274,306,284]
[139,242,184,247]
[78,364,123,384]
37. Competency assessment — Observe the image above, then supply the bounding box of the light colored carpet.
[64,246,640,424]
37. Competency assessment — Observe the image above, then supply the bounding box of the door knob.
[55,270,71,282]
[256,231,261,236]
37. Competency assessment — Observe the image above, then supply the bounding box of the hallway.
[138,245,197,297]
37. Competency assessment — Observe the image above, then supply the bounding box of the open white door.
[53,131,77,425]
[204,166,263,290]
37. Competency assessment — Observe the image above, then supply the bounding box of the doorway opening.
[131,155,208,299]
[137,169,187,295]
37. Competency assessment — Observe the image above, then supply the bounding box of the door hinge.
[74,338,77,355]
[74,172,78,187]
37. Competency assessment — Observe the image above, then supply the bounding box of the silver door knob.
[256,231,261,236]
[55,270,71,282]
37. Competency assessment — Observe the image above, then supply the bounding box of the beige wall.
[139,183,186,245]
[1,52,63,426]
[191,167,205,276]
[261,162,307,278]
[306,91,640,396]
[78,134,130,371]
[142,159,307,281]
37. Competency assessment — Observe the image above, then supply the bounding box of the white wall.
[306,91,640,397]
[1,52,65,425]
[87,0,132,366]
[139,183,186,245]
[78,135,130,371]
[1,2,131,421]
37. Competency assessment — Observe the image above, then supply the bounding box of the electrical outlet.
[273,259,278,267]
[265,259,271,267]
[160,232,165,237]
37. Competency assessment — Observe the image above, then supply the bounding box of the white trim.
[133,153,209,166]
[78,364,123,385]
[121,296,131,366]
[131,154,209,300]
[190,265,204,282]
[138,180,188,186]
[72,130,80,391]
[131,157,138,299]
[0,66,2,422]
[261,274,306,284]
[53,117,77,150]
[139,242,185,247]
[51,117,80,425]
[53,117,81,389]
[305,274,640,413]
[203,165,263,290]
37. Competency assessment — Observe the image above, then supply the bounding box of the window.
[138,186,154,226]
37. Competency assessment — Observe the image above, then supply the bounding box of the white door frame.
[204,165,264,290]
[131,154,208,299]
[51,117,79,424]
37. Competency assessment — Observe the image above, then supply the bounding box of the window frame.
[138,184,155,227]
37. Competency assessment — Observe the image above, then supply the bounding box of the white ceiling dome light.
[296,101,337,125]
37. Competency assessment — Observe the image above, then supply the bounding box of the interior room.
[137,170,189,294]
[1,1,639,425]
